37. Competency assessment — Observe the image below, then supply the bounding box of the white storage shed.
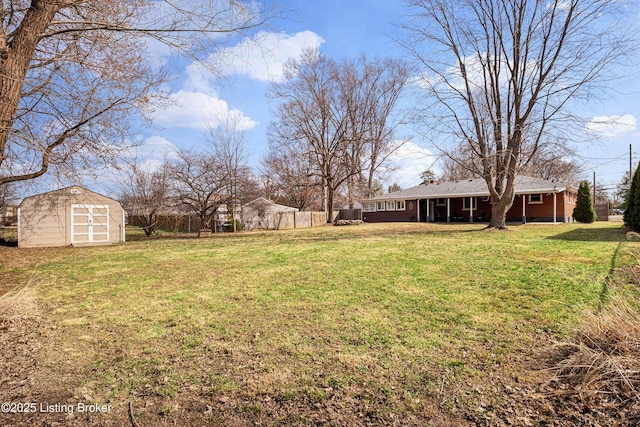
[18,186,125,248]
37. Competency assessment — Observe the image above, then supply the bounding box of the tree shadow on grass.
[548,226,631,311]
[547,226,627,242]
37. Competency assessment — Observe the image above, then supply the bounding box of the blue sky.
[114,0,640,196]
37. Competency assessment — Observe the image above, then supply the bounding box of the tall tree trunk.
[489,199,509,229]
[326,178,334,223]
[488,181,515,229]
[0,3,60,164]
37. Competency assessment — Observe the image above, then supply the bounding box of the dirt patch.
[0,318,109,427]
[462,343,640,426]
[1,318,637,426]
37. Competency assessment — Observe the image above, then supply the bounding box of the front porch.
[415,193,571,224]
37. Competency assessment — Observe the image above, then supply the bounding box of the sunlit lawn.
[0,221,630,425]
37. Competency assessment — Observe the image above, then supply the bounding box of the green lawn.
[0,222,634,425]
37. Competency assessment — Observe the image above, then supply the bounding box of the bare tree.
[520,148,581,184]
[120,160,171,237]
[170,150,228,232]
[269,51,347,222]
[440,140,581,184]
[402,0,630,229]
[0,0,275,189]
[269,50,409,221]
[236,172,263,205]
[262,141,321,210]
[205,115,251,231]
[0,182,14,210]
[352,57,410,199]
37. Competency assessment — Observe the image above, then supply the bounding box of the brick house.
[361,176,578,224]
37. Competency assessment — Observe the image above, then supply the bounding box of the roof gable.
[242,197,298,211]
[20,186,120,207]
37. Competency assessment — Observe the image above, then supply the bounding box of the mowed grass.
[0,222,632,425]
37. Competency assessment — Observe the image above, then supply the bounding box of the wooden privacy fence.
[129,211,342,232]
[594,204,609,222]
[273,211,337,230]
[337,209,362,221]
[128,214,204,233]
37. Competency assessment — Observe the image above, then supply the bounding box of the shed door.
[72,204,109,243]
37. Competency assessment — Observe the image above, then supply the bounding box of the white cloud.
[152,90,258,130]
[385,141,437,188]
[126,136,179,162]
[80,136,180,195]
[182,62,216,93]
[586,114,637,138]
[209,30,325,82]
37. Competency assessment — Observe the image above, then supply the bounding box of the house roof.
[364,176,574,201]
[242,197,298,212]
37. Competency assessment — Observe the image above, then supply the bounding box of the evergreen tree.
[420,170,437,185]
[624,165,640,231]
[573,181,597,223]
[615,173,631,210]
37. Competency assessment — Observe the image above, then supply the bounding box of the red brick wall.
[431,197,492,221]
[363,191,576,223]
[362,199,419,222]
[507,192,574,222]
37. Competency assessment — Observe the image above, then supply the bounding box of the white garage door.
[71,204,109,243]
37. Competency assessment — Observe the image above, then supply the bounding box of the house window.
[436,198,447,206]
[396,200,405,210]
[376,201,386,211]
[363,202,376,212]
[462,197,477,211]
[386,201,396,211]
[528,194,543,204]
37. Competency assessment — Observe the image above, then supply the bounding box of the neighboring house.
[242,197,299,230]
[361,176,578,224]
[18,186,126,248]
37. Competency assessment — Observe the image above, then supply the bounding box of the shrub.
[624,164,640,231]
[573,181,596,223]
[550,296,640,416]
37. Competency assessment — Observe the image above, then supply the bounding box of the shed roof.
[364,176,574,201]
[19,185,120,207]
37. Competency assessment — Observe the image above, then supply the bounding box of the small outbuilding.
[18,186,126,248]
[241,197,299,230]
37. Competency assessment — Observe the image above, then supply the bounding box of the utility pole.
[631,143,633,180]
[593,171,596,206]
